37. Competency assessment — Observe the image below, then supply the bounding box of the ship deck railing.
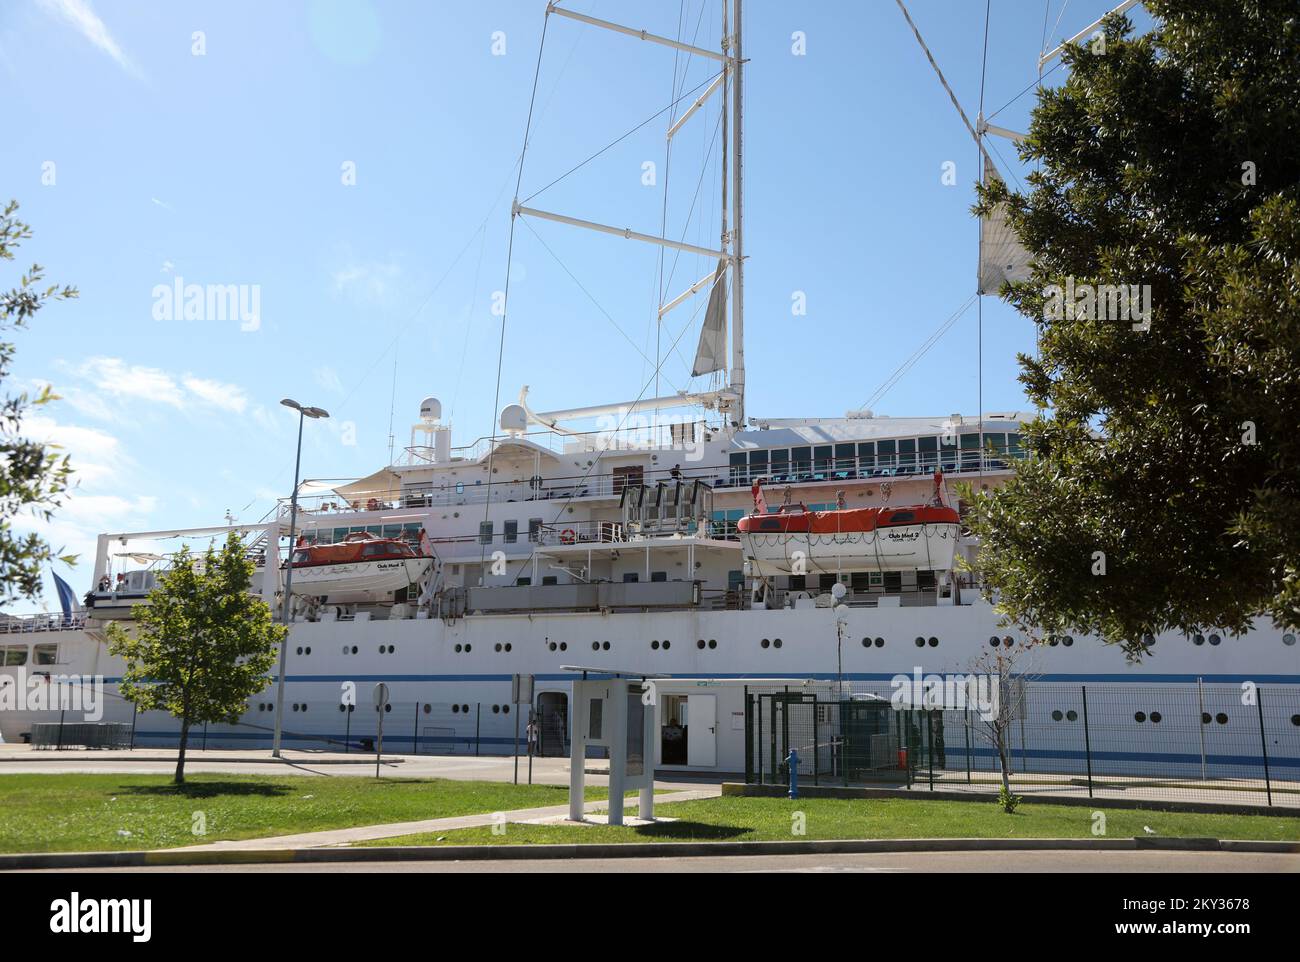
[0,614,87,634]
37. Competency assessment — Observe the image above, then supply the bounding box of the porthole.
[1048,636,1059,647]
[1142,634,1155,647]
[455,644,462,653]
[1134,711,1146,723]
[592,642,600,651]
[1150,711,1161,723]
[660,641,667,650]
[708,639,717,649]
[338,704,346,713]
[1066,710,1078,721]
[492,704,500,714]
[549,642,557,651]
[301,704,307,713]
[1209,634,1221,646]
[1283,633,1296,646]
[1202,712,1212,724]
[1193,634,1205,646]
[1215,713,1228,725]
[465,644,472,652]
[1062,636,1073,647]
[761,638,770,649]
[914,637,925,648]
[602,641,610,650]
[988,636,999,648]
[560,642,567,651]
[503,705,510,714]
[379,645,385,654]
[862,637,872,648]
[875,637,884,648]
[1291,715,1300,726]
[774,638,783,649]
[928,636,938,647]
[697,639,706,650]
[1051,710,1063,721]
[504,643,512,652]
[495,643,502,652]
[342,644,350,654]
[651,640,660,650]
[352,645,359,654]
[384,704,392,713]
[461,704,469,713]
[305,646,311,655]
[423,704,431,714]
[296,646,303,655]
[452,704,460,713]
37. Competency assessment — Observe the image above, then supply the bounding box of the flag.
[751,478,768,515]
[51,570,77,620]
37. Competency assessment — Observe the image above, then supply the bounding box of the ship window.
[850,572,870,591]
[333,527,349,542]
[813,445,833,473]
[479,521,493,545]
[623,572,639,583]
[362,543,386,557]
[759,518,781,531]
[790,446,812,476]
[819,573,837,591]
[34,644,58,665]
[788,575,806,591]
[887,511,915,523]
[1008,433,1024,456]
[516,577,531,586]
[876,439,896,468]
[834,443,855,470]
[897,438,916,472]
[382,524,401,539]
[3,646,28,666]
[918,435,938,470]
[542,576,558,586]
[857,441,875,470]
[748,450,768,470]
[528,518,543,543]
[769,449,789,474]
[504,520,518,544]
[986,432,1007,455]
[729,452,748,485]
[651,571,667,582]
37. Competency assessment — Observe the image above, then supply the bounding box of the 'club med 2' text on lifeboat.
[286,531,433,603]
[737,474,961,575]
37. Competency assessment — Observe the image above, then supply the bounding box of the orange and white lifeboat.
[737,475,961,575]
[285,531,433,603]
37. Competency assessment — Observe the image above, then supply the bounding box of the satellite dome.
[419,397,442,421]
[499,404,528,435]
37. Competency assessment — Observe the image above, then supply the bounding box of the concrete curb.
[3,836,1297,870]
[723,782,1296,818]
[4,755,407,766]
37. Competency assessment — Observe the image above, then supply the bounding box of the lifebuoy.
[560,529,576,544]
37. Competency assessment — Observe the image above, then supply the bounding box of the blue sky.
[0,0,1147,610]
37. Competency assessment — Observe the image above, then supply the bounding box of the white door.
[686,694,717,767]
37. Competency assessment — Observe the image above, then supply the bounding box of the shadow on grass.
[632,820,750,840]
[117,781,294,800]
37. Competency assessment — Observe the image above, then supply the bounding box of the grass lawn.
[0,774,607,853]
[358,795,1300,847]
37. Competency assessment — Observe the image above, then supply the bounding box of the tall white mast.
[728,0,746,427]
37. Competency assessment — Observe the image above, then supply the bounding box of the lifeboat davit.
[737,474,961,575]
[286,531,433,603]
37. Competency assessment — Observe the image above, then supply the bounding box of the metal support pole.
[1257,687,1272,807]
[1081,685,1094,798]
[927,711,935,791]
[964,706,972,783]
[1196,676,1207,781]
[787,748,799,799]
[475,702,481,756]
[413,702,420,755]
[130,702,138,749]
[272,410,305,758]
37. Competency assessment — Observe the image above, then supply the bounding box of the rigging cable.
[977,0,992,492]
[481,6,551,565]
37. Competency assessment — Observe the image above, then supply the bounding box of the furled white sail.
[978,156,1034,294]
[690,258,729,377]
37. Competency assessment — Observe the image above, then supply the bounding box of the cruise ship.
[2,0,1297,779]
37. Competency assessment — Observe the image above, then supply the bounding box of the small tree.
[106,533,284,783]
[962,637,1040,812]
[1,200,78,605]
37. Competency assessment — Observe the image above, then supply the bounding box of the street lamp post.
[272,398,329,758]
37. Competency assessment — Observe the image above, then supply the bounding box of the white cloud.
[38,0,142,79]
[22,413,132,487]
[182,376,248,414]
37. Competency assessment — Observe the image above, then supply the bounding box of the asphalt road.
[25,850,1300,873]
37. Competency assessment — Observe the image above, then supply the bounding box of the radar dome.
[419,397,442,421]
[499,404,528,435]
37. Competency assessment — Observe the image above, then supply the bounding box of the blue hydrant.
[786,748,799,799]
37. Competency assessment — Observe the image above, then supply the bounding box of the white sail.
[690,258,729,376]
[978,155,1034,294]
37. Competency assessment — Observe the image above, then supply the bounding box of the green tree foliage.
[970,2,1300,656]
[1,200,77,605]
[106,534,285,783]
